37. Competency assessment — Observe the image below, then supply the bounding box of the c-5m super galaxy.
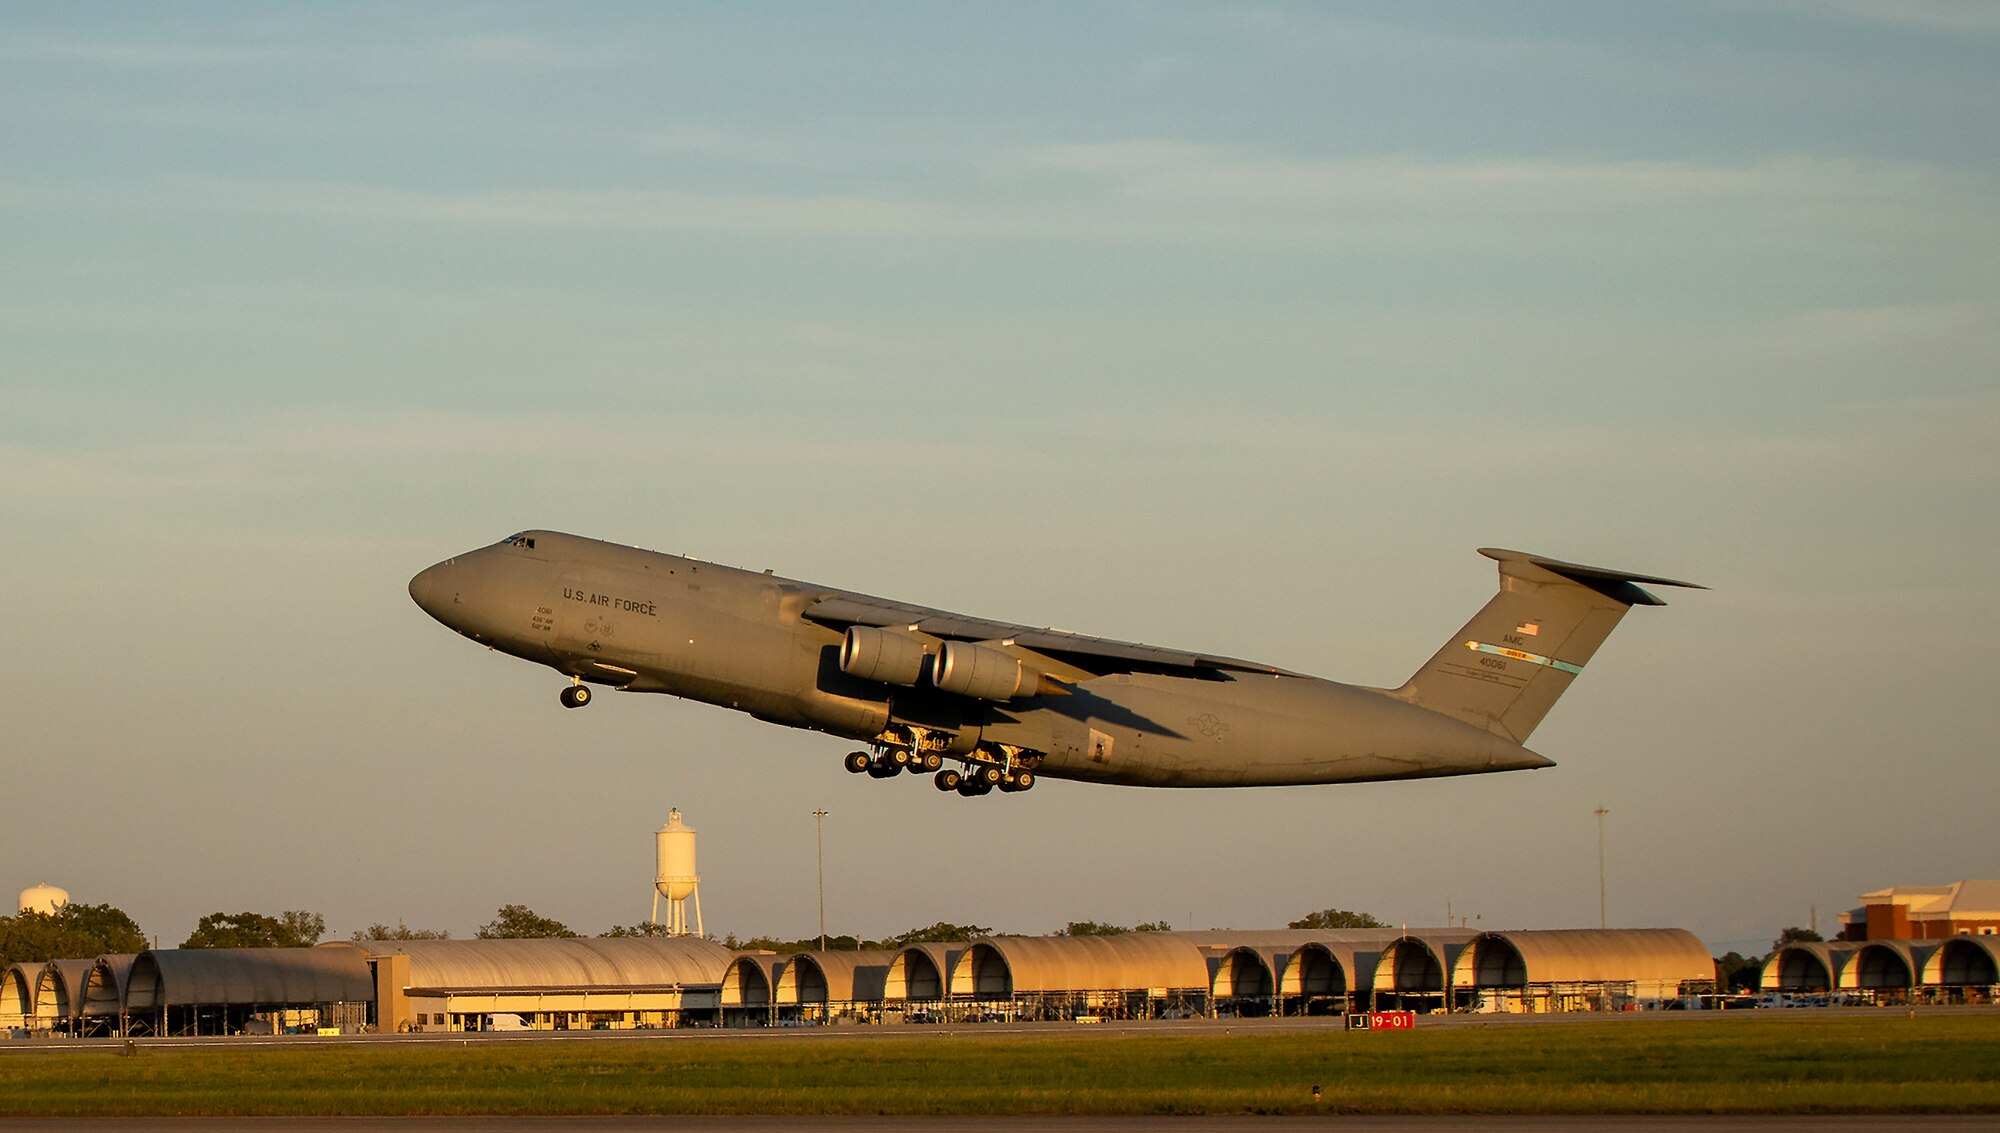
[409,532,1698,798]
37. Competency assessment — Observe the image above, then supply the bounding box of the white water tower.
[18,881,68,915]
[650,808,703,937]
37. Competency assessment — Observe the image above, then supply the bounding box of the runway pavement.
[0,1117,1995,1132]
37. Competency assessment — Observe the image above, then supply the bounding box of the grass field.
[1,1014,1996,1117]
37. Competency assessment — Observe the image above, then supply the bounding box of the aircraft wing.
[801,593,1298,679]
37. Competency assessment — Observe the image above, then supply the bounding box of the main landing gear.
[559,678,592,709]
[841,744,1039,798]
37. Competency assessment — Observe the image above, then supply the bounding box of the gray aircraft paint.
[409,531,1698,793]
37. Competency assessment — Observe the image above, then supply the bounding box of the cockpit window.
[505,533,536,549]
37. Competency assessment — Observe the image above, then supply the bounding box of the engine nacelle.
[934,641,1041,701]
[840,626,930,687]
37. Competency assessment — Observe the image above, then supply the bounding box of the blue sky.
[3,2,1995,954]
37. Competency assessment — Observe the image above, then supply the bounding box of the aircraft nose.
[408,561,453,620]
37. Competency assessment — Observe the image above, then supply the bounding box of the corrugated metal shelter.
[123,947,374,1037]
[34,959,93,1032]
[1921,936,2000,999]
[1,963,37,1030]
[127,948,374,1008]
[1454,929,1714,1009]
[953,934,1210,996]
[361,937,736,1032]
[776,950,895,1019]
[1280,942,1355,1011]
[1196,930,1475,1015]
[1194,931,1343,1000]
[720,953,781,1011]
[884,943,958,1002]
[951,934,1213,1019]
[1211,945,1277,1000]
[1761,941,1851,993]
[1370,935,1458,1009]
[1283,932,1430,1014]
[79,954,135,1036]
[365,937,733,992]
[1840,940,1932,998]
[1198,931,1382,1011]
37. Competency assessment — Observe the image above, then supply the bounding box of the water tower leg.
[693,888,703,939]
[651,890,660,929]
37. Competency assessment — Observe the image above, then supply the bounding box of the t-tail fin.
[1388,549,1702,744]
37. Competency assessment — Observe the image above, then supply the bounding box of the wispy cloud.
[1765,0,2000,33]
[10,143,1989,258]
[0,28,609,71]
[0,35,295,67]
[1013,143,1972,210]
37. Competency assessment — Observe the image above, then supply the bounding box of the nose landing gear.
[559,679,592,709]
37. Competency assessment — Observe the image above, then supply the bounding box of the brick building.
[1839,881,2000,941]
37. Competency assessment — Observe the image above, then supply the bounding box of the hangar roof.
[361,937,736,993]
[126,947,374,1008]
[1921,934,2000,984]
[779,950,896,1003]
[960,934,1211,994]
[1491,929,1715,985]
[721,953,781,1007]
[35,958,94,1018]
[0,965,33,1020]
[886,943,960,1000]
[81,954,135,1015]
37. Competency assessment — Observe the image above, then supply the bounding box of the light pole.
[812,809,829,952]
[1594,806,1609,929]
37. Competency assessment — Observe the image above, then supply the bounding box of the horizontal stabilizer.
[1477,549,1705,607]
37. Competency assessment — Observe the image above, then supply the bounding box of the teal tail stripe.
[1466,641,1585,675]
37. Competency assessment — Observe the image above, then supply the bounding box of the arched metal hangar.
[356,936,736,1033]
[124,946,374,1036]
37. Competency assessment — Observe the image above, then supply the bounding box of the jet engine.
[840,626,930,686]
[933,641,1042,701]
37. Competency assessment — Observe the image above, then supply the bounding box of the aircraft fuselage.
[410,531,1557,791]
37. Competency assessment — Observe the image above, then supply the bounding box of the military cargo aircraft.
[409,531,1698,798]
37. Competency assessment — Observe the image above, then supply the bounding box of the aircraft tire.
[1013,771,1035,791]
[974,764,1003,786]
[866,761,900,779]
[933,769,962,792]
[919,751,944,771]
[843,751,872,774]
[560,685,591,709]
[886,747,912,768]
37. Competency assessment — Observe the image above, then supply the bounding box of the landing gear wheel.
[1003,771,1035,792]
[957,777,994,797]
[918,751,944,772]
[886,747,912,769]
[933,769,963,792]
[866,760,901,779]
[560,684,592,709]
[973,764,1003,786]
[843,751,872,774]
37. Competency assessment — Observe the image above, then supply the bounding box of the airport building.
[8,926,1741,1037]
[1837,880,2000,942]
